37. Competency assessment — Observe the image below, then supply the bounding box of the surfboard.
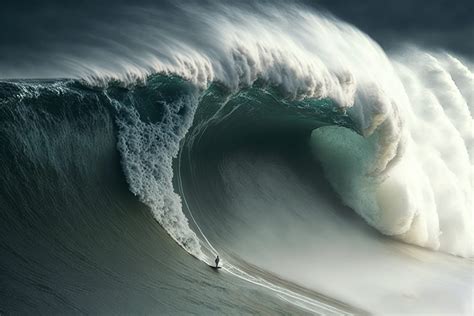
[209,265,222,270]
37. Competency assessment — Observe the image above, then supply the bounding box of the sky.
[308,0,474,56]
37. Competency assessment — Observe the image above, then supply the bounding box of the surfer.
[215,255,220,268]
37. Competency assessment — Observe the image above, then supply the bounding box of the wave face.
[176,78,473,314]
[0,80,311,314]
[0,1,473,315]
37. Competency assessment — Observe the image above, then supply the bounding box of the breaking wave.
[87,4,474,258]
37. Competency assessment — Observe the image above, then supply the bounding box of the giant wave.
[84,3,473,259]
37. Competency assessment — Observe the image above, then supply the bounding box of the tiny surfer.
[215,255,220,268]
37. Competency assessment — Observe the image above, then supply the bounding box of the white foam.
[111,93,203,258]
[311,50,473,257]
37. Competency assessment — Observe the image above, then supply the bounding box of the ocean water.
[0,1,472,314]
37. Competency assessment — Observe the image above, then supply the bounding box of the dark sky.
[308,0,474,57]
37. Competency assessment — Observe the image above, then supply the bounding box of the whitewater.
[0,1,472,315]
